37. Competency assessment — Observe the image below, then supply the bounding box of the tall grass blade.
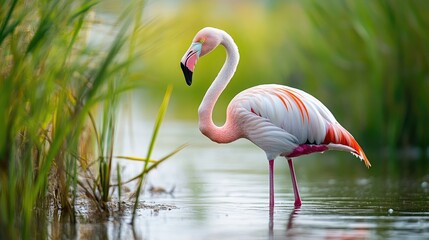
[131,85,173,223]
[117,162,122,211]
[0,0,21,45]
[112,144,187,186]
[115,156,158,163]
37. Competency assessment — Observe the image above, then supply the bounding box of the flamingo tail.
[323,124,371,168]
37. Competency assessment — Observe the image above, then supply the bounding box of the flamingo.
[180,27,371,208]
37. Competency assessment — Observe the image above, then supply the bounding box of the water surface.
[56,120,429,239]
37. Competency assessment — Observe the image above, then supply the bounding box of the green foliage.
[0,1,105,236]
[0,0,183,237]
[285,0,429,155]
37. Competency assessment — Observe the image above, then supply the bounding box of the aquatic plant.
[0,0,183,237]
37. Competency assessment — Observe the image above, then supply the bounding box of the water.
[51,120,429,239]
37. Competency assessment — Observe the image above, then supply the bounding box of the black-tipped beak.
[181,62,193,86]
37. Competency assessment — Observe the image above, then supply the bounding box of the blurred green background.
[128,0,429,162]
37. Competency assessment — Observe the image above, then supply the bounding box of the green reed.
[132,85,172,222]
[0,1,99,236]
[0,0,183,237]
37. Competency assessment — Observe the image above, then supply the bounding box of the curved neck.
[198,31,240,143]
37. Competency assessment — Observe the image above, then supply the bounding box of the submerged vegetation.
[0,0,182,238]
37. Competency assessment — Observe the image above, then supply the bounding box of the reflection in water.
[269,207,274,239]
[269,206,301,240]
[286,207,300,234]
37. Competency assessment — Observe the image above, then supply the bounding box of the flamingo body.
[227,84,369,165]
[180,27,370,208]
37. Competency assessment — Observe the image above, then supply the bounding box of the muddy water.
[59,120,429,239]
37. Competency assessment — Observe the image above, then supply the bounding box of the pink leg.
[269,160,274,209]
[287,158,302,207]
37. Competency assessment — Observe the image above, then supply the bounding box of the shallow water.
[53,120,429,240]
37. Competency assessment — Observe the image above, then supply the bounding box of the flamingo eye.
[199,38,205,44]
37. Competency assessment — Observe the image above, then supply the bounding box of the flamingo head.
[180,27,223,86]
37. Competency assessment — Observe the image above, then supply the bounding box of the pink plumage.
[180,27,370,209]
[229,84,370,167]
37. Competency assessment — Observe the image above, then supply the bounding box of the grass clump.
[0,0,182,238]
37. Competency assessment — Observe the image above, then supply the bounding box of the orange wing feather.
[323,124,371,168]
